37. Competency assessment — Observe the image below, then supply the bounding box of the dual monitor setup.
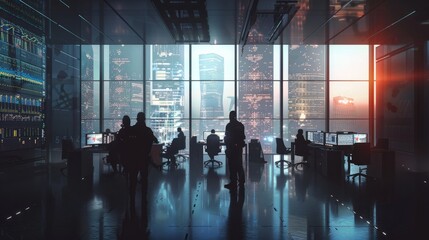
[85,132,116,147]
[306,131,367,147]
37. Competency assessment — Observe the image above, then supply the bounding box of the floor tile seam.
[328,193,389,237]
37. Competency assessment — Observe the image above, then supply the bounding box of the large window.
[329,45,369,133]
[285,45,326,145]
[190,45,235,143]
[80,44,371,152]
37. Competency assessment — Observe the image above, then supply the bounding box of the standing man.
[224,110,246,190]
[129,112,158,207]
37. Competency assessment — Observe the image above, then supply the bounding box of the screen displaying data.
[325,132,337,146]
[86,133,103,145]
[337,134,354,146]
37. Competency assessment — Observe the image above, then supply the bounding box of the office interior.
[1,0,429,239]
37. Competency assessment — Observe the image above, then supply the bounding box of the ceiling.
[34,0,429,45]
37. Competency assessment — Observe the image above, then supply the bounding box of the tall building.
[239,44,274,153]
[149,45,185,142]
[288,45,325,137]
[237,3,274,153]
[199,53,224,133]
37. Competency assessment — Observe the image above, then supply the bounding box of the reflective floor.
[1,152,429,240]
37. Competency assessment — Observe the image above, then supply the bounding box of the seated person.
[205,129,221,160]
[163,127,186,165]
[295,129,310,160]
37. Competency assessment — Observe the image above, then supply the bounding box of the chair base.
[275,160,293,168]
[204,159,223,168]
[347,172,374,180]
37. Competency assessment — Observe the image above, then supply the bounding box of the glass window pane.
[145,79,189,143]
[329,120,368,134]
[81,45,100,80]
[104,81,143,119]
[147,45,188,80]
[288,45,326,81]
[104,45,143,80]
[330,45,369,80]
[191,45,235,80]
[330,81,368,119]
[191,80,235,119]
[81,81,100,119]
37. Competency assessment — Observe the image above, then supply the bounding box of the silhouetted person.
[177,127,185,139]
[106,130,120,173]
[295,129,309,161]
[206,129,221,160]
[117,115,132,173]
[128,112,158,208]
[224,111,246,190]
[163,127,185,166]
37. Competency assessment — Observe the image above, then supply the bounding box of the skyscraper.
[199,53,224,133]
[288,45,325,137]
[149,45,185,142]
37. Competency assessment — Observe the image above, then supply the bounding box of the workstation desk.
[306,144,395,182]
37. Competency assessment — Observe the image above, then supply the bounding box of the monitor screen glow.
[312,131,325,145]
[354,133,368,143]
[306,131,314,142]
[86,133,103,145]
[337,134,354,146]
[325,133,337,145]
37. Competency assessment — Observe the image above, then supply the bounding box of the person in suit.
[163,127,186,166]
[127,112,158,208]
[116,115,132,173]
[224,111,246,190]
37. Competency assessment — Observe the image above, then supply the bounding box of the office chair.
[162,138,181,168]
[175,136,188,163]
[275,138,292,168]
[347,142,372,181]
[204,136,223,168]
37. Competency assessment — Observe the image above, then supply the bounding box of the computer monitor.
[86,133,103,146]
[306,131,315,142]
[325,132,337,146]
[312,131,325,145]
[337,133,354,146]
[353,133,368,143]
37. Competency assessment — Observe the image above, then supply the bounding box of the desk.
[368,148,395,183]
[150,143,164,167]
[307,144,344,180]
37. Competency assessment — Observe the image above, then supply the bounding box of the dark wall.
[376,42,429,168]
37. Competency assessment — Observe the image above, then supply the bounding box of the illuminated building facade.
[288,45,325,137]
[199,53,224,133]
[148,45,185,142]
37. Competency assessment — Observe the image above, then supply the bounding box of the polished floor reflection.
[1,152,428,239]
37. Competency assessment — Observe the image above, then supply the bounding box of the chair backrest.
[206,135,221,155]
[178,136,186,150]
[351,142,371,165]
[276,138,288,154]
